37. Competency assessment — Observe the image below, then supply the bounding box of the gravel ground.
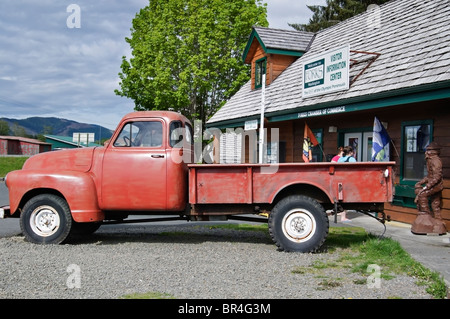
[0,222,433,299]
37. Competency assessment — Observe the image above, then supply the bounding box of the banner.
[372,116,390,161]
[303,123,319,162]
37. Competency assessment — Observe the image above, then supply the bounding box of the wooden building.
[207,0,450,228]
[0,136,51,156]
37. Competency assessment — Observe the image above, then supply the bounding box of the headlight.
[384,169,389,178]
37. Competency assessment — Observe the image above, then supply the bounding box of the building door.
[343,131,373,162]
[344,132,361,161]
[362,132,373,162]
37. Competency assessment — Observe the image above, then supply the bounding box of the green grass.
[295,226,448,299]
[121,291,175,299]
[0,156,27,177]
[206,223,269,232]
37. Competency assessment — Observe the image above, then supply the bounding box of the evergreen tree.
[289,0,390,32]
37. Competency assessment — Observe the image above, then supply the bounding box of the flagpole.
[390,140,400,158]
[318,143,327,161]
[259,73,266,164]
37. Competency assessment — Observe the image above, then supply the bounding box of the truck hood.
[22,147,97,173]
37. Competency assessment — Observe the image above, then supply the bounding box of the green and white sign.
[302,45,350,98]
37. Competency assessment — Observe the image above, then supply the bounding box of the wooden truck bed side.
[188,162,394,207]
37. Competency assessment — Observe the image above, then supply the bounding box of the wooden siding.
[269,54,297,84]
[250,45,298,90]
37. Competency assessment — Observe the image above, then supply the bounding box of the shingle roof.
[253,27,314,52]
[208,0,450,126]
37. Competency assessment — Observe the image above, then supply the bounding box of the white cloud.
[264,0,326,29]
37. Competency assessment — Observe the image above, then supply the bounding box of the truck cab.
[97,111,193,212]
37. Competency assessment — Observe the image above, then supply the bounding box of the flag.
[372,116,390,161]
[303,123,319,162]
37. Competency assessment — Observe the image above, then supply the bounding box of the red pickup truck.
[1,111,394,252]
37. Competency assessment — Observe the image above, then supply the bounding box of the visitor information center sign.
[302,45,350,98]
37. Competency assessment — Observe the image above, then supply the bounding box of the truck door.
[101,119,167,210]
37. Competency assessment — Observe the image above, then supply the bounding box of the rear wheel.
[20,194,72,244]
[269,195,328,252]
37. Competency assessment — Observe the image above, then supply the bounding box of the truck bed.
[188,162,394,207]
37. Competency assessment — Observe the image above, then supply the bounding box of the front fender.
[6,170,103,222]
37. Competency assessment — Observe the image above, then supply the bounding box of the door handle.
[151,154,165,158]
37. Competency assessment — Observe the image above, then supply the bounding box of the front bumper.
[0,206,11,219]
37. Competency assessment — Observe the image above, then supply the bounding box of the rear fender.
[271,182,333,206]
[6,170,103,222]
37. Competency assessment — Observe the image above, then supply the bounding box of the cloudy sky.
[0,0,325,130]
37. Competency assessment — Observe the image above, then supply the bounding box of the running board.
[101,216,187,225]
[228,215,268,223]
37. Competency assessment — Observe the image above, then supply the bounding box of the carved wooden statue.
[411,142,447,234]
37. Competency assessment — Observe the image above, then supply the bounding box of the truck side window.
[169,121,194,148]
[185,123,193,145]
[114,121,162,147]
[135,121,162,147]
[169,121,183,147]
[114,122,139,147]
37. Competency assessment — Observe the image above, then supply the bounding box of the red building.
[0,136,51,156]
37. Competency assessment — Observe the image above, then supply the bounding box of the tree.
[0,120,9,135]
[289,0,390,32]
[115,0,268,126]
[37,125,53,142]
[11,123,29,138]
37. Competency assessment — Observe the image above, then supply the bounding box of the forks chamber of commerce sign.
[302,45,350,98]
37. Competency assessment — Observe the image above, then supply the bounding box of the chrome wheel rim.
[30,205,60,237]
[282,209,316,243]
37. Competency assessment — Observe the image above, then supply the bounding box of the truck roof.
[120,111,190,124]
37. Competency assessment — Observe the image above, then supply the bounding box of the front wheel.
[20,194,72,244]
[269,195,329,252]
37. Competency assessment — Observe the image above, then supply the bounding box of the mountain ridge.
[0,116,114,140]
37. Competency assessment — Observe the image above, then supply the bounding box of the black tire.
[268,195,329,252]
[20,194,72,244]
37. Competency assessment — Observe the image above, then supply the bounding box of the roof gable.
[243,27,314,64]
